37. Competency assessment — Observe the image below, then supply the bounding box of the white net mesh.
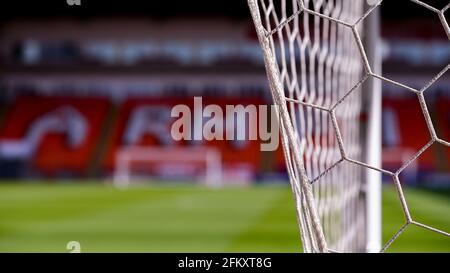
[248,0,450,253]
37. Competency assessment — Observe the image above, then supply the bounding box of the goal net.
[248,0,450,253]
[113,147,222,188]
[248,0,382,253]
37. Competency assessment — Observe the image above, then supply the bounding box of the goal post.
[363,4,382,253]
[247,0,382,252]
[113,146,222,188]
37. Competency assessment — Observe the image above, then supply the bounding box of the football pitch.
[0,182,448,252]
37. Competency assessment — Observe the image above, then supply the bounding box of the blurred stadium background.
[0,0,448,252]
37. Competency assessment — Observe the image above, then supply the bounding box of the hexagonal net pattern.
[248,0,450,253]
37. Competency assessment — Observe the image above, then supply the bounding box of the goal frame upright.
[362,4,382,253]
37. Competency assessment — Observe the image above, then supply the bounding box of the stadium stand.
[382,97,434,173]
[0,96,109,177]
[102,96,265,182]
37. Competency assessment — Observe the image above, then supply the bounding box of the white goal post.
[113,146,222,188]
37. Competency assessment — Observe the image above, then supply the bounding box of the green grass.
[0,182,448,252]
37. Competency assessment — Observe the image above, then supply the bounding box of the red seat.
[382,97,433,170]
[102,97,265,174]
[0,96,109,175]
